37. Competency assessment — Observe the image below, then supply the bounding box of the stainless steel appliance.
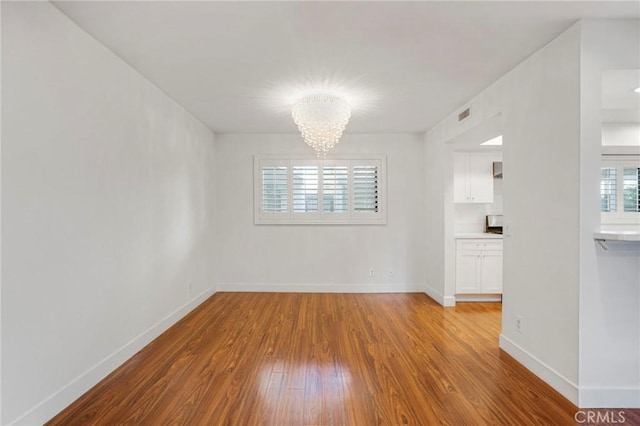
[493,162,503,178]
[485,215,503,234]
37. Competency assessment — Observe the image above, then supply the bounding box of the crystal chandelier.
[291,94,351,157]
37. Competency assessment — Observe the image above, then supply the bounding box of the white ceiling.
[53,1,640,134]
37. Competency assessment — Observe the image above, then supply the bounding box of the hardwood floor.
[46,293,630,425]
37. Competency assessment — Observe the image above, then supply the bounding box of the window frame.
[601,155,640,224]
[254,155,387,225]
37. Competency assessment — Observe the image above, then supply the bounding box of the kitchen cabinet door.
[455,239,503,295]
[467,155,494,203]
[455,250,481,293]
[480,250,503,293]
[453,153,494,203]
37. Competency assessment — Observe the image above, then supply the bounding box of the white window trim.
[254,155,387,225]
[601,155,640,224]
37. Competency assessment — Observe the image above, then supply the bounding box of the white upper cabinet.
[453,153,494,203]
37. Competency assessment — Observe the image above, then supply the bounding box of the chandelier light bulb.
[291,94,351,157]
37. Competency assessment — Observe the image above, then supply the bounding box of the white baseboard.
[424,284,456,307]
[499,334,578,405]
[10,286,217,426]
[215,282,424,293]
[579,387,640,408]
[456,294,502,302]
[443,296,456,307]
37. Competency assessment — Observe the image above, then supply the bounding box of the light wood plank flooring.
[46,293,632,425]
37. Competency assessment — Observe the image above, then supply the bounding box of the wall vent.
[458,107,471,122]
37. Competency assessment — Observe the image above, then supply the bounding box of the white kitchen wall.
[2,3,216,424]
[213,133,426,292]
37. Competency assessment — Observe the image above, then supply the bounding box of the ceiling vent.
[458,107,471,122]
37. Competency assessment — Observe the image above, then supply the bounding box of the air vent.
[458,108,470,122]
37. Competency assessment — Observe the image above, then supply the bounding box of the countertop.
[455,233,503,239]
[593,230,640,242]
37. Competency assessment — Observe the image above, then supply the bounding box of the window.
[322,164,349,215]
[353,164,379,213]
[255,156,386,224]
[623,166,640,213]
[292,165,318,213]
[262,166,288,213]
[601,157,640,223]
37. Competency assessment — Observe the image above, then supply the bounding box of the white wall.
[1,3,216,424]
[214,133,426,292]
[0,3,4,423]
[579,19,640,407]
[424,19,640,408]
[424,128,453,305]
[424,23,583,403]
[499,23,582,403]
[602,123,640,146]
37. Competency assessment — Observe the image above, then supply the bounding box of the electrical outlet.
[369,268,375,277]
[516,315,523,333]
[188,280,193,294]
[388,270,394,277]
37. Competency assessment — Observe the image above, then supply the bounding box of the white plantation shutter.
[322,163,349,214]
[262,166,288,213]
[353,165,379,213]
[255,156,386,224]
[351,159,384,222]
[601,157,640,224]
[292,165,319,214]
[600,166,617,213]
[623,166,640,213]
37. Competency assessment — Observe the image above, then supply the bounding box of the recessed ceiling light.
[481,135,503,146]
[634,87,640,93]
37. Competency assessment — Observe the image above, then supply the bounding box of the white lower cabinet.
[455,239,503,294]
